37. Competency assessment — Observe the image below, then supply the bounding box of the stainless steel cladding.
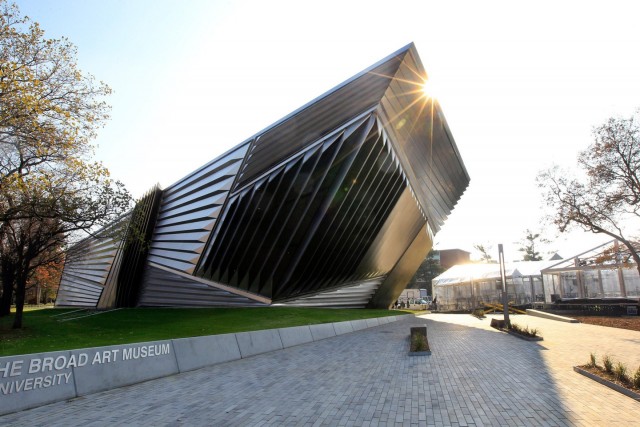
[56,43,469,309]
[146,143,250,274]
[57,217,129,307]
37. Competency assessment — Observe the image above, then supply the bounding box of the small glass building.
[541,241,640,302]
[433,241,640,312]
[433,261,552,311]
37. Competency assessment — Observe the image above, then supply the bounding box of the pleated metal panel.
[196,112,424,304]
[56,218,128,307]
[368,222,433,308]
[281,278,384,308]
[55,282,104,307]
[275,118,412,300]
[112,185,164,308]
[354,187,426,278]
[378,48,469,233]
[235,46,412,187]
[146,143,250,274]
[95,241,126,309]
[56,44,469,310]
[138,264,267,307]
[196,113,376,295]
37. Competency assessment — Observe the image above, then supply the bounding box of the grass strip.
[0,307,405,356]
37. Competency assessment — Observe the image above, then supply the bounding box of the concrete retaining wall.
[525,309,579,323]
[0,315,403,415]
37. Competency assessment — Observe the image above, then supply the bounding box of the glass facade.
[432,262,555,311]
[434,276,545,312]
[434,257,640,311]
[542,267,639,300]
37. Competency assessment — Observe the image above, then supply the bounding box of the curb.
[506,331,544,342]
[408,351,431,356]
[526,309,579,323]
[573,366,640,402]
[0,314,408,416]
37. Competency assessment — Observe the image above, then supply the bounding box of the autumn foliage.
[0,1,131,328]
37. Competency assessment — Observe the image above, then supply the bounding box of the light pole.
[498,244,510,328]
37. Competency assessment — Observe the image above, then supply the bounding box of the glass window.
[542,274,558,303]
[601,269,622,297]
[582,270,602,298]
[532,277,544,302]
[559,272,579,298]
[622,268,640,297]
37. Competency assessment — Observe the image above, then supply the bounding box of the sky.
[14,0,640,261]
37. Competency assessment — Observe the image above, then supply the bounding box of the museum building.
[56,43,470,310]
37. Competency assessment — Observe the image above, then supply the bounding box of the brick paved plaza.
[2,313,639,426]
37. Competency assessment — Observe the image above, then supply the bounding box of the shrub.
[411,333,429,352]
[472,308,485,318]
[589,352,597,368]
[602,355,613,374]
[509,323,539,338]
[613,362,628,383]
[633,366,640,389]
[510,323,523,333]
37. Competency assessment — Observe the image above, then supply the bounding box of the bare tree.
[538,110,640,275]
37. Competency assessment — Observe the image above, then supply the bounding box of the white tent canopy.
[433,260,557,287]
[432,260,560,311]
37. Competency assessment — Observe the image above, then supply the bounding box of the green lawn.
[0,307,408,356]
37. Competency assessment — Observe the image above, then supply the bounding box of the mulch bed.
[572,316,640,332]
[571,317,640,398]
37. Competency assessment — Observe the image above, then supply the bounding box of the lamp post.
[498,244,510,328]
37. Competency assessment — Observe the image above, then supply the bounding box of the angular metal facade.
[146,143,249,274]
[57,217,128,308]
[57,43,469,309]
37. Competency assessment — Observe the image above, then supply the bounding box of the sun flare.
[421,79,438,100]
